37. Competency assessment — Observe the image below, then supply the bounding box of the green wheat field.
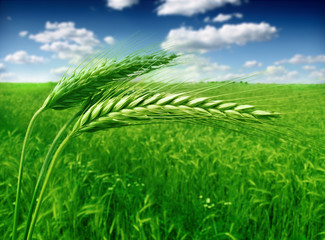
[1,82,325,239]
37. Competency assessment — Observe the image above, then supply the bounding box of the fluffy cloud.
[302,65,316,71]
[204,13,243,23]
[0,72,16,82]
[50,66,72,76]
[30,21,99,46]
[104,36,115,44]
[157,0,241,16]
[309,69,325,79]
[0,73,52,83]
[29,21,100,62]
[275,54,325,65]
[153,56,317,83]
[0,63,14,82]
[0,63,5,72]
[208,14,232,22]
[107,0,139,10]
[265,65,288,75]
[187,55,231,71]
[162,22,277,52]
[40,41,94,61]
[210,72,245,82]
[243,60,262,68]
[4,51,46,64]
[156,55,231,82]
[203,17,210,23]
[233,13,243,18]
[19,31,28,37]
[264,65,299,83]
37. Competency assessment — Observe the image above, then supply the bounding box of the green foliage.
[1,83,324,239]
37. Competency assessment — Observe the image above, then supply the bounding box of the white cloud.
[154,57,320,83]
[0,72,16,82]
[29,21,101,62]
[50,66,72,76]
[30,21,99,46]
[107,0,139,10]
[212,13,233,22]
[265,65,287,75]
[205,13,243,23]
[7,16,12,21]
[4,51,46,64]
[0,63,14,82]
[309,69,325,79]
[104,36,115,44]
[203,16,211,23]
[243,60,262,68]
[156,55,231,82]
[302,65,316,71]
[210,72,245,82]
[275,54,325,65]
[233,13,243,18]
[187,55,231,71]
[162,22,277,53]
[40,41,94,62]
[19,31,28,37]
[157,0,241,16]
[264,65,299,83]
[0,63,5,72]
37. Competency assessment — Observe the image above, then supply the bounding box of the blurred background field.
[0,83,324,239]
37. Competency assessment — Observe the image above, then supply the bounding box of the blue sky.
[0,0,324,83]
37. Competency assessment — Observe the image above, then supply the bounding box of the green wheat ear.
[25,80,283,240]
[13,49,178,240]
[73,90,280,133]
[42,51,178,110]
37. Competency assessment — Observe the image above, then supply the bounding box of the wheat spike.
[42,52,178,110]
[73,92,280,133]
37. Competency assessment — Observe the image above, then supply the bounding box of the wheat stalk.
[14,50,177,240]
[12,108,44,240]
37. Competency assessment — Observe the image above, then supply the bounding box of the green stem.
[22,113,79,240]
[26,132,74,240]
[13,107,44,240]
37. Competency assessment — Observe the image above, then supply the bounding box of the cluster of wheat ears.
[12,48,280,240]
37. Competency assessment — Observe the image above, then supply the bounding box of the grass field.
[1,82,325,239]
